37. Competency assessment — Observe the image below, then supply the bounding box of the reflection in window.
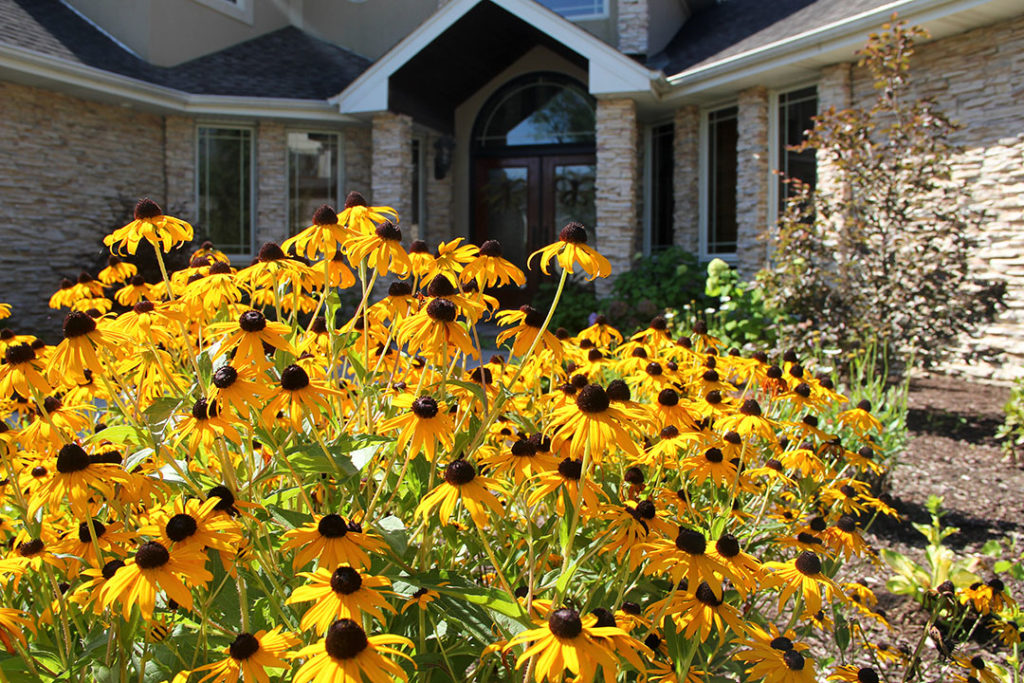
[475,74,595,149]
[288,132,340,234]
[706,106,738,255]
[777,86,818,212]
[553,163,596,233]
[481,168,530,267]
[197,127,252,255]
[650,123,675,251]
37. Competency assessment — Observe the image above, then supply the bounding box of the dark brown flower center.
[331,566,363,594]
[134,198,163,220]
[325,619,369,660]
[557,458,583,480]
[388,281,412,298]
[18,539,44,557]
[770,636,793,651]
[576,384,609,414]
[426,298,457,322]
[606,379,631,402]
[63,311,97,338]
[56,444,91,473]
[212,366,238,389]
[519,305,545,329]
[858,668,880,683]
[191,398,219,420]
[795,551,822,576]
[836,515,857,533]
[229,632,260,661]
[102,559,125,580]
[238,310,266,333]
[657,389,679,408]
[318,514,348,538]
[280,365,310,391]
[548,608,582,638]
[258,242,286,262]
[136,541,170,569]
[313,204,339,226]
[704,447,723,463]
[166,513,198,542]
[634,500,656,520]
[208,486,236,513]
[375,221,402,241]
[133,300,155,314]
[694,582,722,606]
[479,240,503,257]
[409,239,428,253]
[444,459,476,486]
[646,362,663,377]
[783,649,805,670]
[675,528,706,555]
[740,399,762,416]
[559,222,587,244]
[411,396,439,419]
[716,534,740,558]
[510,439,536,457]
[78,520,106,543]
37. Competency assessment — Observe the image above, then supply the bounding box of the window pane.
[553,163,596,233]
[480,167,530,267]
[198,127,252,254]
[476,77,595,148]
[778,86,818,211]
[650,123,675,250]
[707,107,738,254]
[537,0,606,18]
[288,132,340,234]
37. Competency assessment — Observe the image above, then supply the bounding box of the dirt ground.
[858,373,1023,680]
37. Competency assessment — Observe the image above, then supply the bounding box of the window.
[288,132,341,234]
[647,122,675,252]
[705,106,738,255]
[537,0,606,19]
[197,126,253,255]
[776,86,818,212]
[474,73,596,149]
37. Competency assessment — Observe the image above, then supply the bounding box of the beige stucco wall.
[0,81,165,336]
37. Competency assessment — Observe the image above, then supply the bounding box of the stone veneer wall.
[672,105,700,253]
[371,113,413,230]
[343,126,372,199]
[424,132,454,248]
[595,98,640,296]
[845,15,1024,381]
[164,116,196,220]
[0,81,165,337]
[734,86,770,279]
[617,0,648,56]
[255,121,287,247]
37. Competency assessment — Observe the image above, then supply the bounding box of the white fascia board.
[0,42,357,122]
[664,0,1023,99]
[331,0,660,114]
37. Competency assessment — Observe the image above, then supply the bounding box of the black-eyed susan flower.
[642,528,736,599]
[284,204,354,260]
[734,631,817,683]
[287,565,396,633]
[415,459,505,528]
[530,222,611,280]
[137,496,242,554]
[189,627,299,683]
[962,578,1015,614]
[378,394,454,463]
[837,400,883,437]
[104,198,194,255]
[504,607,647,683]
[116,274,154,307]
[496,305,562,360]
[425,237,477,285]
[29,443,129,517]
[337,191,398,235]
[344,220,411,277]
[763,551,843,617]
[290,618,414,683]
[399,586,440,613]
[281,514,387,571]
[99,540,212,620]
[460,239,526,290]
[53,518,133,575]
[549,384,639,462]
[207,309,296,369]
[648,581,744,642]
[527,457,605,515]
[0,342,51,398]
[46,311,127,384]
[97,254,138,285]
[396,298,477,362]
[260,364,340,432]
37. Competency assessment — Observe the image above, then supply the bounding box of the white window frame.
[642,119,675,256]
[698,101,739,264]
[285,129,345,236]
[195,123,256,260]
[767,81,819,231]
[537,0,609,21]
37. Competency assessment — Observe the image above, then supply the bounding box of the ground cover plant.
[0,194,1018,683]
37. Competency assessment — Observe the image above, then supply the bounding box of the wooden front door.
[473,154,596,307]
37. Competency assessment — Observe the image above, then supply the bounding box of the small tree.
[758,17,1004,374]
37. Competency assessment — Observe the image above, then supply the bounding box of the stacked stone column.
[371,112,413,229]
[595,98,640,296]
[672,105,700,254]
[255,121,287,246]
[735,86,770,278]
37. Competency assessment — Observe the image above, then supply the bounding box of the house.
[1,0,1022,379]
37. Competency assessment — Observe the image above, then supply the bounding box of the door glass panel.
[481,167,530,269]
[552,164,596,235]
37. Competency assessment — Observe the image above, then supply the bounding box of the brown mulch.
[856,374,1023,680]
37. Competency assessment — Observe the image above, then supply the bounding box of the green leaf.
[980,539,1002,557]
[266,504,309,530]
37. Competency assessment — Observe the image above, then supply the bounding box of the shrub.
[996,376,1024,464]
[757,17,1004,377]
[603,246,711,334]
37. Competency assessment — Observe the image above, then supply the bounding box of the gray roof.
[0,0,371,99]
[650,0,895,75]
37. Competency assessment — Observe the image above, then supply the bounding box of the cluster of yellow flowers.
[0,195,1016,682]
